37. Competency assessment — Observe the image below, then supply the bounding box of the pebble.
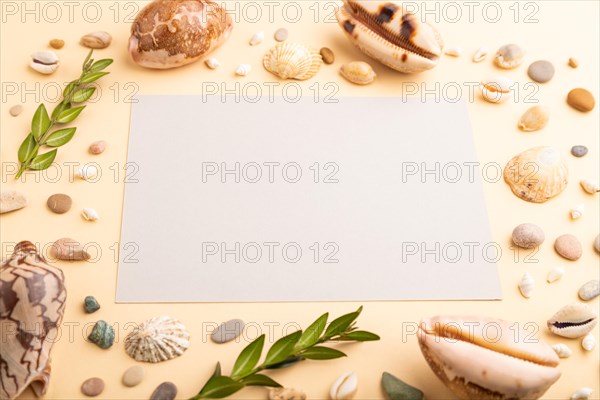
[527,60,555,83]
[320,47,335,64]
[0,190,27,214]
[9,105,23,116]
[49,39,65,49]
[88,140,106,155]
[381,372,424,400]
[568,57,579,68]
[81,377,104,397]
[554,234,583,261]
[47,193,72,214]
[567,88,596,112]
[88,320,115,349]
[122,365,145,387]
[80,31,112,49]
[84,296,101,313]
[269,387,307,400]
[571,145,588,157]
[274,28,288,42]
[211,319,245,343]
[594,234,600,253]
[150,382,177,400]
[578,280,599,301]
[512,223,545,249]
[51,238,91,261]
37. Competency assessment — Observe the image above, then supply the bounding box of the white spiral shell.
[124,316,190,363]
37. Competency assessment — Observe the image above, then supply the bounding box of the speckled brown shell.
[129,0,233,69]
[0,241,66,399]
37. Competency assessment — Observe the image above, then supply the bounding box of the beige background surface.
[1,0,599,399]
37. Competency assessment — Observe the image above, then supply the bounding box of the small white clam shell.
[30,51,60,75]
[551,343,572,358]
[472,46,489,62]
[330,371,357,400]
[76,165,99,181]
[518,272,535,298]
[570,203,585,220]
[205,58,220,69]
[445,46,463,57]
[580,179,600,194]
[546,267,565,283]
[235,64,251,76]
[249,31,264,46]
[571,387,594,400]
[81,208,99,221]
[581,333,596,351]
[480,76,513,103]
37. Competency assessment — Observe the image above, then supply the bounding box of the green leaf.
[381,372,424,400]
[198,376,244,399]
[71,87,96,103]
[210,362,222,379]
[296,313,328,350]
[240,374,282,388]
[82,49,94,69]
[231,335,265,379]
[338,330,380,341]
[44,127,76,147]
[324,306,363,338]
[300,346,346,360]
[29,149,57,170]
[18,133,37,163]
[265,355,305,370]
[63,82,77,99]
[81,71,109,84]
[265,331,302,365]
[51,102,70,120]
[90,59,113,72]
[56,106,85,124]
[31,104,50,140]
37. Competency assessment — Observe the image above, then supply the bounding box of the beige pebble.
[269,387,306,400]
[122,365,145,387]
[51,238,91,261]
[80,31,112,49]
[9,105,23,117]
[568,58,579,68]
[320,47,335,64]
[554,234,582,261]
[0,190,27,214]
[49,39,65,49]
[81,377,104,397]
[567,88,596,112]
[88,140,106,155]
[274,28,288,42]
[512,223,545,249]
[47,193,72,214]
[578,280,599,301]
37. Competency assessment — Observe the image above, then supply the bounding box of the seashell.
[0,241,66,399]
[80,31,112,49]
[472,46,489,63]
[494,44,525,69]
[518,272,535,298]
[30,50,59,74]
[88,320,115,349]
[263,42,322,80]
[0,190,27,214]
[503,146,568,203]
[581,333,596,351]
[339,61,376,85]
[335,0,443,73]
[235,64,251,76]
[518,105,549,132]
[418,316,560,400]
[547,303,598,338]
[205,57,220,69]
[249,31,264,46]
[81,208,99,221]
[578,280,600,301]
[546,267,565,283]
[580,179,600,194]
[444,46,463,57]
[124,316,190,363]
[269,387,307,400]
[480,76,513,103]
[570,203,585,220]
[330,371,358,400]
[129,0,233,69]
[76,165,98,181]
[551,343,572,358]
[571,388,594,400]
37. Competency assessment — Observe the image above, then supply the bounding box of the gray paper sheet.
[116,96,502,302]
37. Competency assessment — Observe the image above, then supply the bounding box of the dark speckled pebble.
[150,382,177,400]
[571,145,588,157]
[88,320,114,349]
[84,296,100,313]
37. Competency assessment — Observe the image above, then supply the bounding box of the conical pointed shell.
[547,303,598,338]
[503,146,568,203]
[263,42,322,80]
[124,316,190,363]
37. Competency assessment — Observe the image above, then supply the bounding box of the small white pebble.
[9,105,23,117]
[445,46,463,57]
[249,31,264,46]
[205,57,220,69]
[81,208,99,221]
[235,64,251,76]
[571,387,593,400]
[76,165,98,181]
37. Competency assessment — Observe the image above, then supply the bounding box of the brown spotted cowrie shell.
[418,315,560,400]
[547,303,598,338]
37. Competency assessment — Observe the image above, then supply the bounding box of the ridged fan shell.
[263,42,322,80]
[124,316,190,363]
[503,146,568,203]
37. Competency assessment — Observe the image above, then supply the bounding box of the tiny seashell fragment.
[472,46,489,63]
[249,31,264,46]
[518,105,549,132]
[0,190,27,214]
[578,280,599,301]
[269,387,307,400]
[80,31,112,49]
[76,165,99,181]
[494,44,525,69]
[235,64,251,76]
[581,333,596,351]
[30,51,60,74]
[547,303,598,338]
[546,267,565,283]
[571,387,594,400]
[480,76,513,103]
[444,46,463,57]
[330,371,357,400]
[580,179,600,194]
[518,272,534,298]
[570,203,584,220]
[340,61,376,85]
[263,42,322,80]
[124,316,190,363]
[205,57,220,69]
[551,343,572,358]
[81,208,99,221]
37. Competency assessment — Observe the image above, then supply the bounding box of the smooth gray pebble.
[150,382,177,400]
[571,145,588,157]
[211,319,245,343]
[527,60,555,83]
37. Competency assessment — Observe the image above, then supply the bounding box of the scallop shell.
[503,146,568,203]
[0,241,67,399]
[551,343,572,358]
[547,303,598,339]
[124,316,190,363]
[581,333,596,351]
[518,272,535,298]
[546,267,565,283]
[336,0,443,73]
[263,42,322,80]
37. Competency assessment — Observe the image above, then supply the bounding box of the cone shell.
[263,42,322,81]
[503,146,568,203]
[418,316,560,400]
[124,316,190,363]
[547,303,598,339]
[0,241,67,399]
